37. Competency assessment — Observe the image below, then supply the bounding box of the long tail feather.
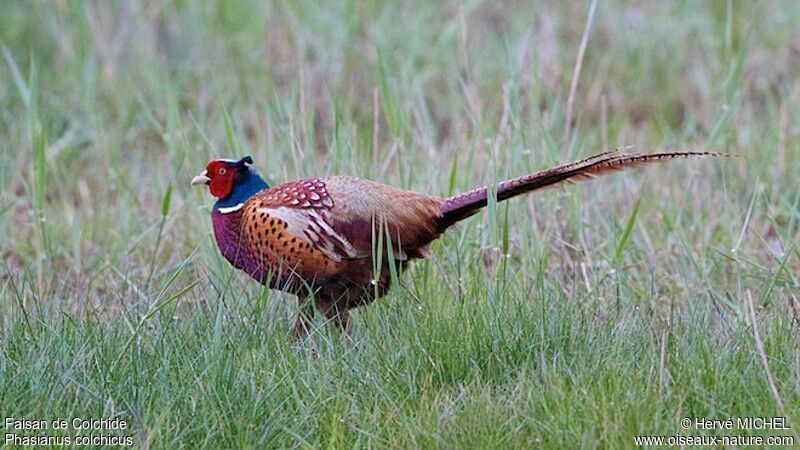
[438,151,725,228]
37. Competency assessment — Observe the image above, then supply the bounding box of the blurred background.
[1,0,798,314]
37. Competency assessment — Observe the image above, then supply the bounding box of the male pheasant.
[192,150,719,337]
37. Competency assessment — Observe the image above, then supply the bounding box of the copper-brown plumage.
[193,150,723,337]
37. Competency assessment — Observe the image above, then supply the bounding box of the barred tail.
[437,150,724,229]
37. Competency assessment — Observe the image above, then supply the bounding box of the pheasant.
[192,150,720,337]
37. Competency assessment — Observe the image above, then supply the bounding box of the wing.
[321,176,444,260]
[241,177,444,281]
[240,179,360,280]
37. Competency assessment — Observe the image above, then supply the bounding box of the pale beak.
[191,170,211,186]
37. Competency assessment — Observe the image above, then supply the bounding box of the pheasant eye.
[218,168,227,175]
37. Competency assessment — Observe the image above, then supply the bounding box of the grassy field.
[1,1,799,448]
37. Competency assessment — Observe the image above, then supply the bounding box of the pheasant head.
[191,156,269,212]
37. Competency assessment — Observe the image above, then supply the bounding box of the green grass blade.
[613,197,642,265]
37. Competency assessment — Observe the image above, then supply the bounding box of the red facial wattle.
[207,162,234,199]
[209,172,233,198]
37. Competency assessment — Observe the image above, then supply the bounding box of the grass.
[1,1,799,448]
